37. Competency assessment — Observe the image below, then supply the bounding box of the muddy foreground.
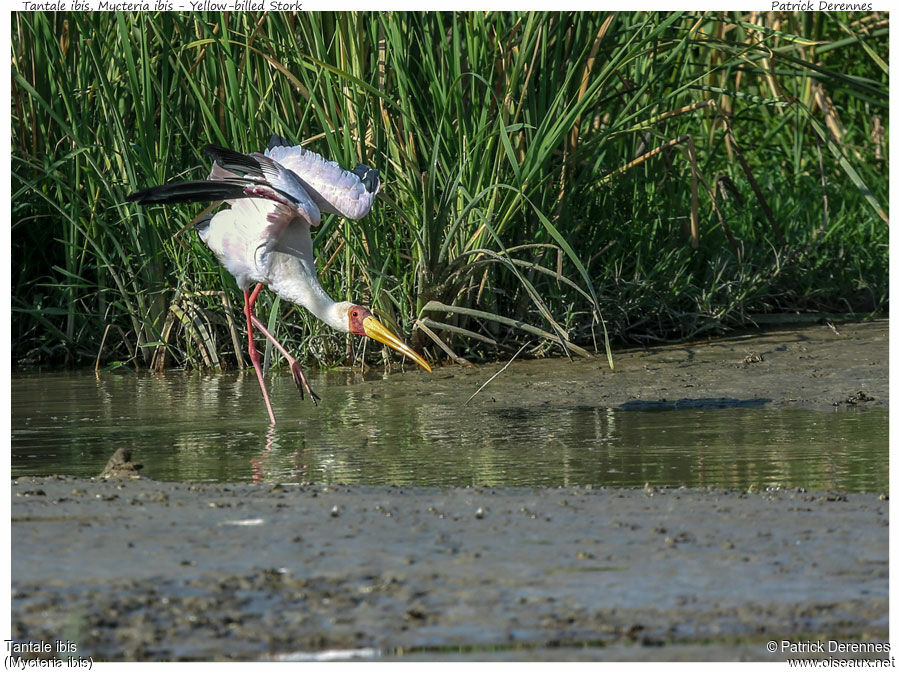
[11,321,890,661]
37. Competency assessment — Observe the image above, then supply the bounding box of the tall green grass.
[12,12,888,370]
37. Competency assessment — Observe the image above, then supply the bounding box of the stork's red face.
[348,306,432,372]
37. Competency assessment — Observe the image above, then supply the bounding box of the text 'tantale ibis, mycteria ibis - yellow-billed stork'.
[127,135,431,424]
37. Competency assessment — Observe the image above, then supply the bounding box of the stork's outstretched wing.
[203,144,321,226]
[129,144,323,228]
[264,135,380,220]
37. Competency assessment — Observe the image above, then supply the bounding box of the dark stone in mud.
[11,478,888,661]
[97,448,145,480]
[834,390,878,407]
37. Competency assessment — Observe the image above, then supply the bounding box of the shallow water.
[11,369,887,492]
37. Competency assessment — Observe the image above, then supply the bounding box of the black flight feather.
[267,134,292,150]
[126,181,249,205]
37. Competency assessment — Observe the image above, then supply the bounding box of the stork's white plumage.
[127,135,431,423]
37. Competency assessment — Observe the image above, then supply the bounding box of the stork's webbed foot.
[248,312,320,407]
[290,360,321,406]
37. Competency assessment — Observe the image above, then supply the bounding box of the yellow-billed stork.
[127,135,431,424]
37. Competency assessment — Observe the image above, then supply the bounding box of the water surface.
[11,369,887,492]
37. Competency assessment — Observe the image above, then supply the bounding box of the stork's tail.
[126,181,249,205]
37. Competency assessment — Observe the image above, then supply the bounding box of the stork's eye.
[351,309,359,318]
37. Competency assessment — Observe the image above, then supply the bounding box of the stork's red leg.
[249,314,320,405]
[243,283,277,424]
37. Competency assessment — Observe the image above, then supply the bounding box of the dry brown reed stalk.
[464,340,531,405]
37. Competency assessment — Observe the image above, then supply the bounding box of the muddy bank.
[11,477,888,661]
[387,319,888,411]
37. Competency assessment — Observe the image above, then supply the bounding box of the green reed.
[11,11,887,370]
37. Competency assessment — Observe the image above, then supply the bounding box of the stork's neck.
[267,255,350,333]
